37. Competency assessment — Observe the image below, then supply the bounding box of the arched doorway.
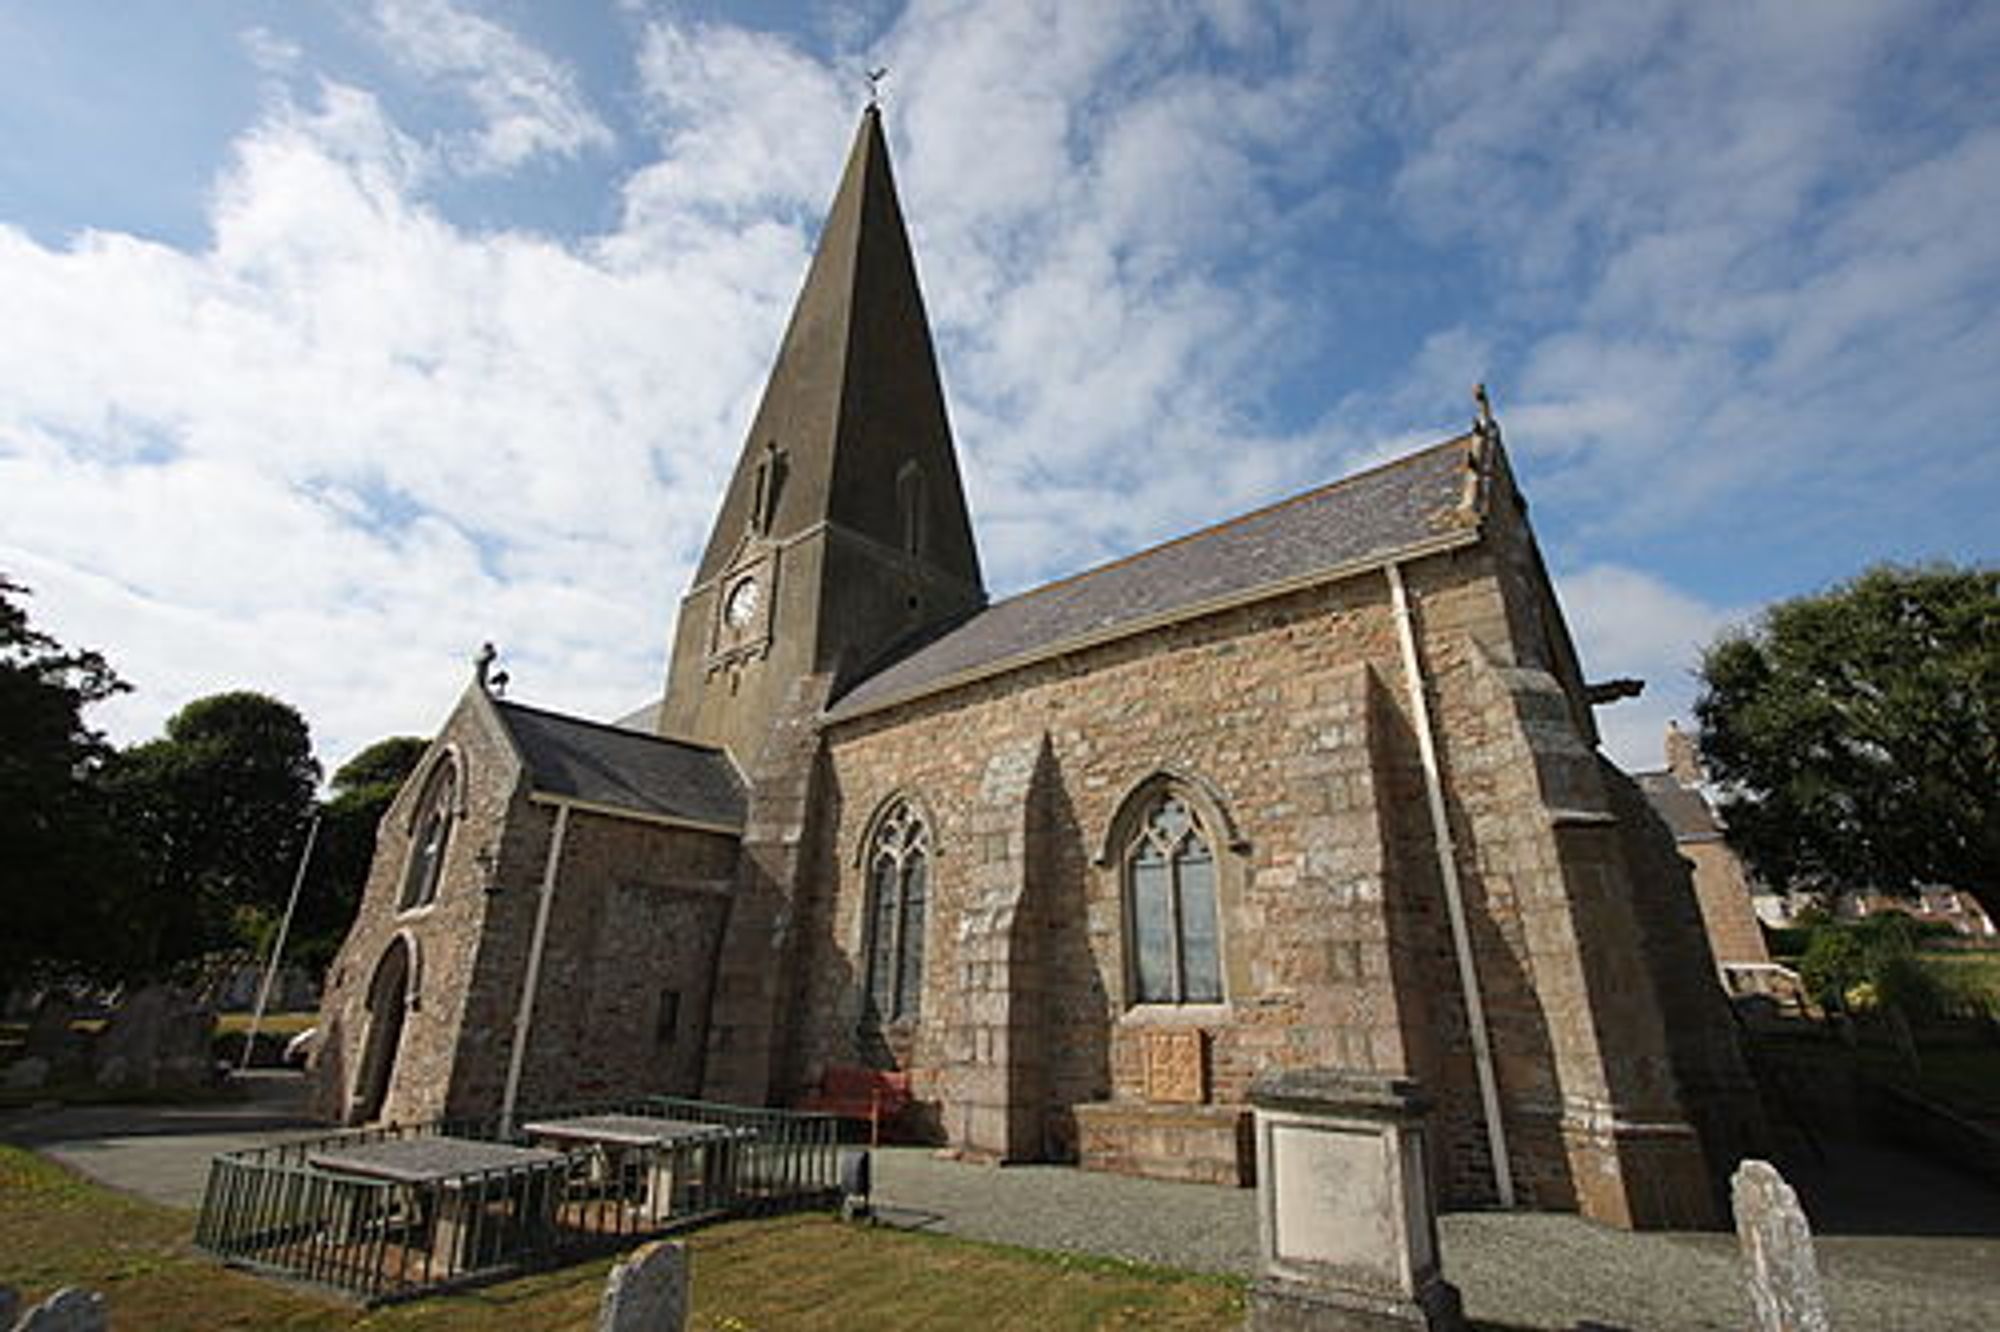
[352,936,413,1123]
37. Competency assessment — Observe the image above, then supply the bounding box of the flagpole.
[240,813,320,1073]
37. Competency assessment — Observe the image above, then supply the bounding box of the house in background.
[1634,723,1771,971]
[312,105,1767,1230]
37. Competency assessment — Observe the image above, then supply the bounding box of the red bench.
[797,1064,912,1145]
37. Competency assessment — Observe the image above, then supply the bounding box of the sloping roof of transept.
[493,698,745,830]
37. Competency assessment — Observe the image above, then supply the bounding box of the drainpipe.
[500,802,570,1135]
[1387,561,1516,1208]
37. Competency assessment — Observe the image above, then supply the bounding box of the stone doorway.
[352,936,413,1122]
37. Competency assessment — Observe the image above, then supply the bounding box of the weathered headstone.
[1732,1159,1829,1332]
[11,1286,107,1332]
[2,1058,50,1092]
[93,985,215,1090]
[597,1240,688,1332]
[23,996,89,1079]
[1247,1069,1462,1330]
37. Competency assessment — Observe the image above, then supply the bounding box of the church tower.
[660,106,985,760]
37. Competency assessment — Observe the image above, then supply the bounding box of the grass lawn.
[1922,950,2000,1006]
[216,1011,320,1037]
[0,1145,1244,1330]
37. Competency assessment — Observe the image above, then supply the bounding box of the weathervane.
[866,66,889,108]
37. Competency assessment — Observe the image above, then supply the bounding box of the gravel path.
[872,1144,2000,1330]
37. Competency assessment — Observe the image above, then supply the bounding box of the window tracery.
[1125,793,1222,1004]
[398,758,458,912]
[863,798,929,1026]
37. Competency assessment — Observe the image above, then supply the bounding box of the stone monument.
[92,985,215,1090]
[1731,1159,1829,1332]
[598,1240,688,1332]
[1247,1069,1461,1331]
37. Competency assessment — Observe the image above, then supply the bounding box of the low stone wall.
[1073,1101,1253,1186]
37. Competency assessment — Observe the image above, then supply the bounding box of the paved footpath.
[0,1070,321,1209]
[6,1076,1998,1330]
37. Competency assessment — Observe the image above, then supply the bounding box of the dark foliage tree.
[291,735,428,971]
[0,577,134,982]
[330,737,428,794]
[111,691,322,970]
[1695,562,1998,926]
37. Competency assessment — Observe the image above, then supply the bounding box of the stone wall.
[805,570,1461,1187]
[494,811,738,1112]
[1682,839,1771,966]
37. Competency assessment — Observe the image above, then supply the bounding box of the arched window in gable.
[863,798,929,1026]
[398,758,458,912]
[1126,793,1223,1004]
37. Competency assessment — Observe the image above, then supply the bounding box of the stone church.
[313,107,1764,1229]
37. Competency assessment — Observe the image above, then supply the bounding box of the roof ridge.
[493,697,730,756]
[976,431,1478,613]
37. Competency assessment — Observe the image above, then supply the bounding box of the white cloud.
[370,0,613,174]
[0,72,771,765]
[1556,564,1747,772]
[3,1,1996,781]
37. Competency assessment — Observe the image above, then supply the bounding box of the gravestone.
[598,1240,688,1332]
[1247,1069,1461,1330]
[1731,1159,1829,1332]
[10,1286,107,1332]
[2,1058,50,1091]
[93,985,214,1090]
[23,996,89,1079]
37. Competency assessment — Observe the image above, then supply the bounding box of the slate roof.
[1633,770,1723,842]
[493,699,746,830]
[826,433,1485,720]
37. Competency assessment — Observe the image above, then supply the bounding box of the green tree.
[111,691,322,970]
[292,735,428,971]
[330,736,428,793]
[0,577,134,982]
[1695,562,1998,926]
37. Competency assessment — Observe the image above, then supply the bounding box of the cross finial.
[865,66,889,108]
[1473,382,1496,431]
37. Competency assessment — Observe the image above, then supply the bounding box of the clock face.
[724,576,762,628]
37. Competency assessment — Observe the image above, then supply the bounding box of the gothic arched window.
[863,799,930,1025]
[398,758,458,912]
[1126,794,1222,1004]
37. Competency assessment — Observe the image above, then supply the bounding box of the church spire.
[692,105,982,593]
[663,106,986,754]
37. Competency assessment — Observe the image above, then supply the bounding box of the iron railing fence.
[195,1098,844,1302]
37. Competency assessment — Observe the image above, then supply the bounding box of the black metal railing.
[195,1098,844,1302]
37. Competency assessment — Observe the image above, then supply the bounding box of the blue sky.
[2,0,1995,774]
